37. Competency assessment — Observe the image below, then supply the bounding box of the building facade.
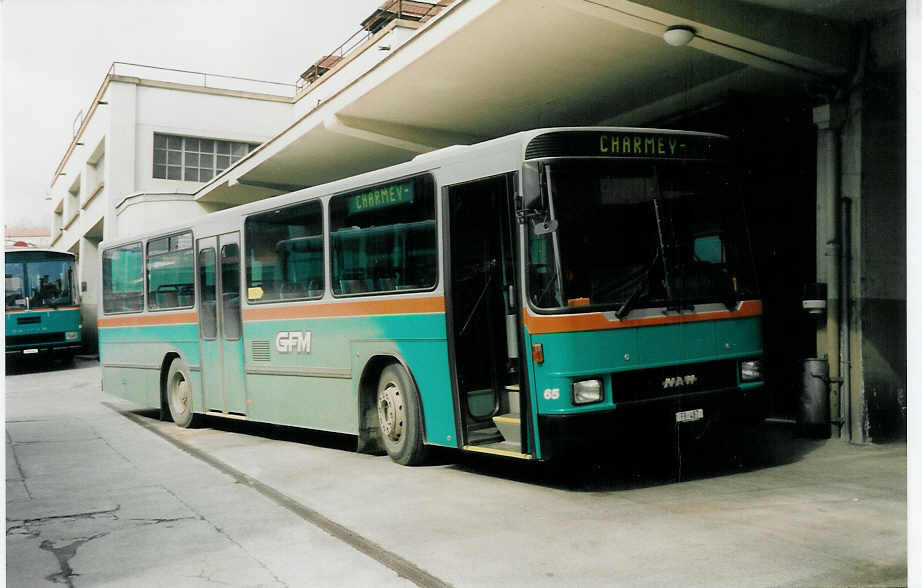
[5,227,52,249]
[47,64,293,351]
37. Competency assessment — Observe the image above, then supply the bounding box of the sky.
[0,0,384,229]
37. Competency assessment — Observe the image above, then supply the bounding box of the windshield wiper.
[615,286,644,320]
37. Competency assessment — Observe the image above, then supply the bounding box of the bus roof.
[100,126,729,251]
[5,248,75,258]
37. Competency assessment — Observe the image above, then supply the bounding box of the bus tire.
[376,363,428,466]
[166,358,198,428]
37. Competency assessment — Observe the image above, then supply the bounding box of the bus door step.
[492,413,521,445]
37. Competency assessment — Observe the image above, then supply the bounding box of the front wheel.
[376,364,428,466]
[166,358,198,428]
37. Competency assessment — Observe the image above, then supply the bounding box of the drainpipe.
[812,103,846,437]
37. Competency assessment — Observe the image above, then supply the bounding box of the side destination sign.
[524,131,728,160]
[347,181,414,214]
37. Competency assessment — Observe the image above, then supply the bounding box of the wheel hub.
[178,379,190,410]
[173,374,190,413]
[378,383,404,441]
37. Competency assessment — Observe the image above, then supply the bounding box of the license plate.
[23,349,38,355]
[675,408,704,423]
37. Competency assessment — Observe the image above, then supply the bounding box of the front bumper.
[6,343,82,357]
[537,384,767,459]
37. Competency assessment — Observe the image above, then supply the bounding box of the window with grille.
[153,133,258,182]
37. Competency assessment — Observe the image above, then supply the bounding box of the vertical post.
[812,103,846,438]
[840,197,852,441]
[79,235,101,354]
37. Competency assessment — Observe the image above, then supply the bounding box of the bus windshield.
[526,160,757,313]
[5,258,75,310]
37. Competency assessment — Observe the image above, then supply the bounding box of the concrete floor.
[5,358,907,587]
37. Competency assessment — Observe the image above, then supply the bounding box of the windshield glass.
[5,263,26,309]
[5,258,75,310]
[527,160,757,313]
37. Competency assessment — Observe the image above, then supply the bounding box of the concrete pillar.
[839,92,864,443]
[846,77,907,442]
[819,79,906,443]
[78,235,101,353]
[812,102,846,439]
[105,80,137,241]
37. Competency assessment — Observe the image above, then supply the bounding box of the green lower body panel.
[99,311,459,449]
[244,374,354,434]
[99,324,201,411]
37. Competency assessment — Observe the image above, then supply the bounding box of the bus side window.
[245,201,324,303]
[102,242,143,313]
[199,248,217,339]
[221,243,241,340]
[147,232,194,310]
[329,176,436,296]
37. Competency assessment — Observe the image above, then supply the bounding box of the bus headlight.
[572,379,603,405]
[740,359,763,382]
[65,331,79,340]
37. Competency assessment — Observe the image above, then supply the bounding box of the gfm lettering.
[276,331,312,354]
[599,134,679,156]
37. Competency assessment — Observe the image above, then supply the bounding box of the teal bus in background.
[99,127,765,465]
[5,249,82,361]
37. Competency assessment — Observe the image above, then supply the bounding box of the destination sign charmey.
[523,131,727,160]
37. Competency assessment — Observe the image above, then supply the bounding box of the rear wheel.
[377,364,428,465]
[167,358,198,428]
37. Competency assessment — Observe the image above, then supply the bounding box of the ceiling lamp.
[664,25,696,47]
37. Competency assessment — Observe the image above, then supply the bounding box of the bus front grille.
[7,333,65,346]
[612,360,737,403]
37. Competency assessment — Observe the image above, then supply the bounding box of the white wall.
[44,72,296,352]
[49,85,112,251]
[116,197,211,236]
[135,83,292,198]
[50,77,294,251]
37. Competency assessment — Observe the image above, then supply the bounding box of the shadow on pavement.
[447,420,828,491]
[135,401,828,491]
[135,408,359,454]
[5,355,88,375]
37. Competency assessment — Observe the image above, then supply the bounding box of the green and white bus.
[99,127,765,465]
[6,249,82,361]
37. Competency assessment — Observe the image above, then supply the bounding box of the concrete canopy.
[195,0,871,206]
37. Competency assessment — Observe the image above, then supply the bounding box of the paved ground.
[5,358,908,587]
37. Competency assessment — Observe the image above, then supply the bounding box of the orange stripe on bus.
[98,311,199,328]
[242,296,445,322]
[523,300,763,335]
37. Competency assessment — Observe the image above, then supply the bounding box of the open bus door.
[445,174,531,458]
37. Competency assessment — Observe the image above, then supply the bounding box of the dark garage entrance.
[661,94,817,418]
